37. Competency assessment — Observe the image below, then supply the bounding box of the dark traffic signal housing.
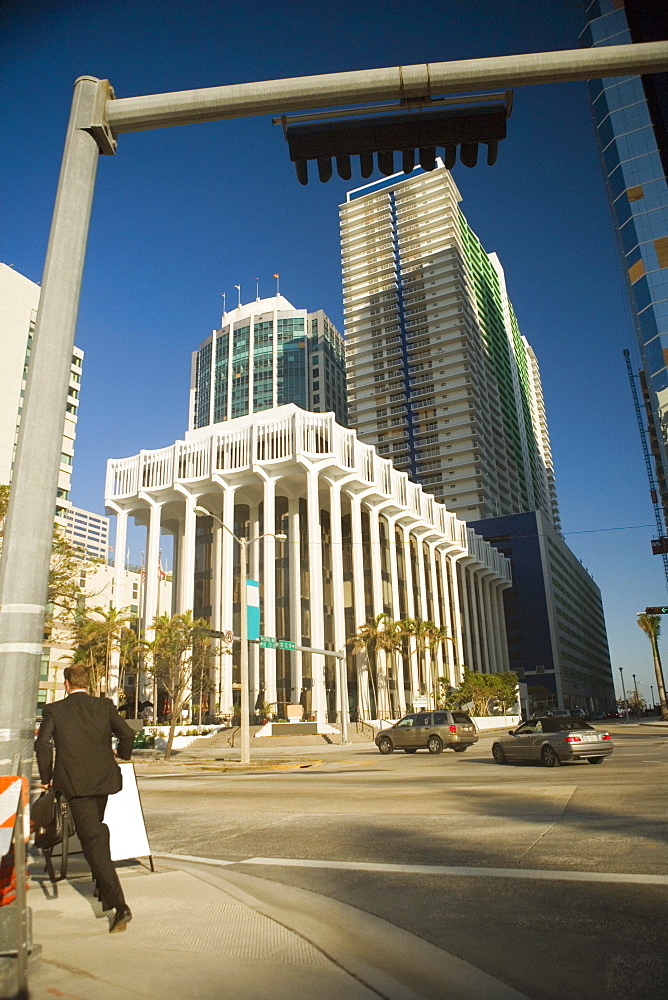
[276,93,512,185]
[644,607,668,614]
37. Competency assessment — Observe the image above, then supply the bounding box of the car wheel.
[378,736,394,755]
[492,743,507,764]
[587,756,604,765]
[427,735,443,755]
[403,748,418,754]
[541,744,560,767]
[452,745,467,752]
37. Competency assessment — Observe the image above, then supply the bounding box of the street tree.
[146,612,227,759]
[636,613,668,720]
[449,668,519,717]
[489,672,519,714]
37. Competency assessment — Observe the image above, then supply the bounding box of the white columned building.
[106,405,511,724]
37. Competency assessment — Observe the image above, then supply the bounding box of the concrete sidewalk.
[6,852,531,1000]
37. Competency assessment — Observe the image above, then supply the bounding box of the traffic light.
[278,95,511,185]
[644,607,668,614]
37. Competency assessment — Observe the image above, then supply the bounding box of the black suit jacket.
[35,692,134,798]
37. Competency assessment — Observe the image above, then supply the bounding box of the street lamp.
[194,506,286,764]
[632,673,641,722]
[619,667,629,722]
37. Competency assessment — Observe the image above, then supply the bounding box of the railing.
[214,427,250,471]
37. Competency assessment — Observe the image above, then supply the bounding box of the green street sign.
[277,639,296,650]
[259,635,277,648]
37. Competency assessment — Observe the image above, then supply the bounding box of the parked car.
[569,708,587,720]
[491,716,613,767]
[375,711,478,755]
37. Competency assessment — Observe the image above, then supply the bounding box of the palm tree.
[68,605,136,695]
[350,613,403,719]
[399,618,454,709]
[637,613,668,720]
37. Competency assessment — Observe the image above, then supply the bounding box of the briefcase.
[31,789,75,882]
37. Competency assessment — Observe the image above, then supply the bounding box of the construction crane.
[623,349,668,590]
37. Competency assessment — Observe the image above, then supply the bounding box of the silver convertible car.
[491,716,613,767]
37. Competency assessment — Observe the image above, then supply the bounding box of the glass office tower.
[191,294,347,430]
[581,1,668,517]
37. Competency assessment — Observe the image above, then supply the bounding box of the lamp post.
[619,667,629,722]
[651,684,655,713]
[632,673,641,722]
[194,506,285,764]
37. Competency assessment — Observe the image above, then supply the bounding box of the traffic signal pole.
[104,42,668,134]
[1,44,668,774]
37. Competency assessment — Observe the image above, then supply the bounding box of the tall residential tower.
[340,166,559,528]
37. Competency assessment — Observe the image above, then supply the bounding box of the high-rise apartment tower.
[0,262,82,526]
[191,295,347,430]
[340,166,559,527]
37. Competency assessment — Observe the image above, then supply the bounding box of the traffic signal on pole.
[644,607,668,614]
[279,96,511,185]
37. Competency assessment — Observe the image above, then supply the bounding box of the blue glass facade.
[471,511,615,713]
[581,0,668,498]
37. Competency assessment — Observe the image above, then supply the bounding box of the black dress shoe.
[109,904,132,933]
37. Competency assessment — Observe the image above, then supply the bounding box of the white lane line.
[156,851,236,867]
[154,852,668,886]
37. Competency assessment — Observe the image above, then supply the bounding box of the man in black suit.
[35,664,135,932]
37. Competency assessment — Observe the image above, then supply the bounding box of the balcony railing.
[105,405,510,581]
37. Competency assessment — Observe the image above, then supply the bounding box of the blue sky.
[2,0,666,702]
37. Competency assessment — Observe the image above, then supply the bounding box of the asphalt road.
[136,723,668,1000]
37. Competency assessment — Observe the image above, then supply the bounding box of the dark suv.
[375,710,478,755]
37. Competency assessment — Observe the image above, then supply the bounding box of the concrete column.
[350,493,369,719]
[220,483,235,716]
[368,504,389,717]
[428,542,442,707]
[457,559,475,674]
[183,495,197,614]
[438,547,457,688]
[329,481,347,718]
[387,516,405,717]
[142,495,163,636]
[288,497,302,705]
[249,503,261,714]
[402,525,420,703]
[415,534,431,700]
[107,503,129,704]
[468,569,484,673]
[306,467,326,725]
[210,512,223,715]
[261,474,277,711]
[449,553,467,682]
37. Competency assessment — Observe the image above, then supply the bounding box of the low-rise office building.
[106,405,512,723]
[470,510,616,714]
